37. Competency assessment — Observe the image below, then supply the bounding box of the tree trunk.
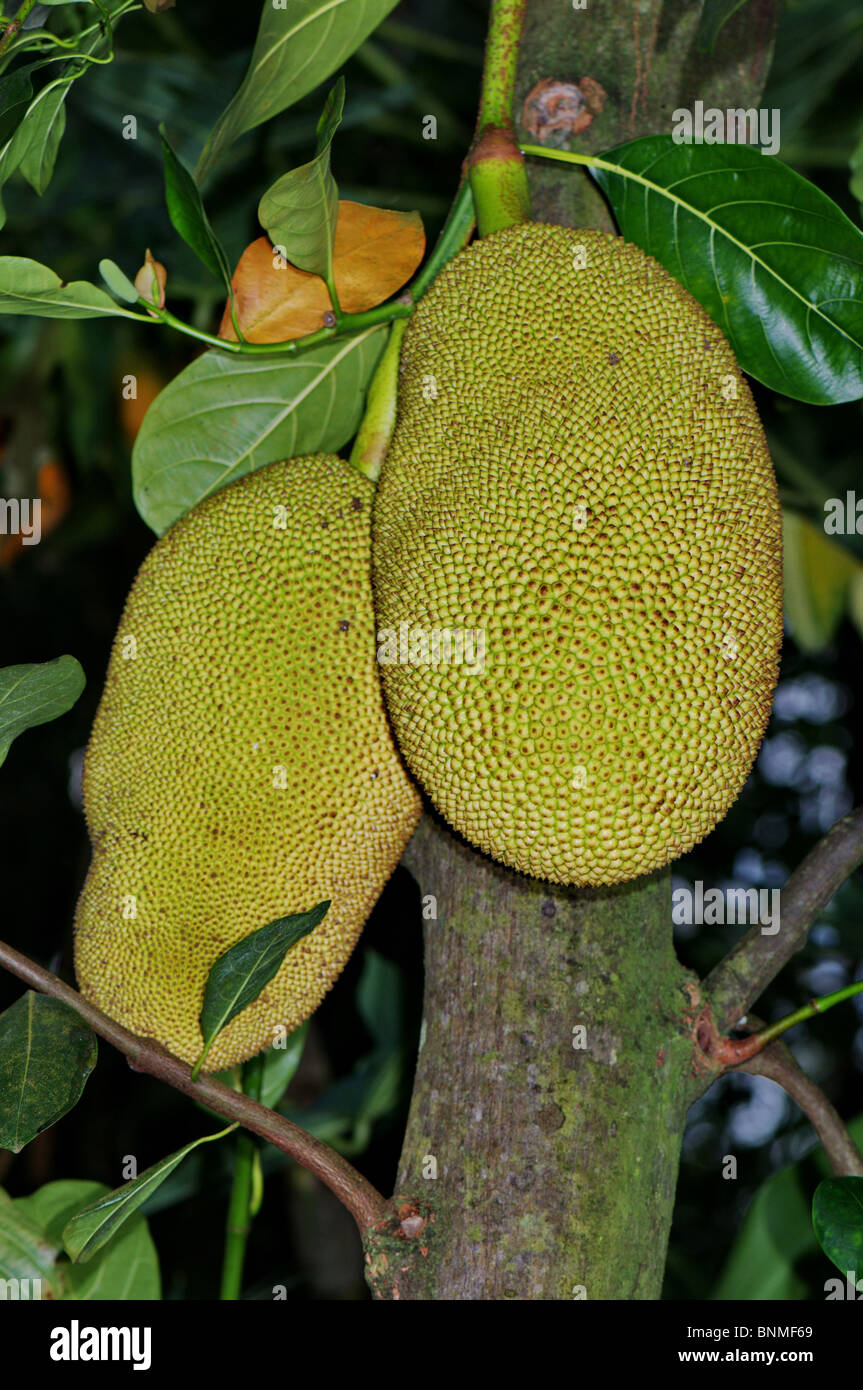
[367,0,779,1301]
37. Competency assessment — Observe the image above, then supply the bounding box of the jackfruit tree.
[1,0,863,1317]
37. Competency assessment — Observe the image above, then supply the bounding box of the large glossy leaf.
[258,79,344,286]
[0,257,144,319]
[0,994,96,1154]
[0,655,85,767]
[586,135,863,404]
[132,325,387,533]
[63,1127,234,1263]
[813,1177,863,1278]
[195,0,399,184]
[194,904,328,1076]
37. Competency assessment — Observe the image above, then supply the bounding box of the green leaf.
[64,1210,161,1300]
[0,1193,60,1294]
[813,1177,863,1278]
[711,1165,812,1299]
[258,78,344,287]
[0,17,118,207]
[131,325,387,533]
[696,0,754,53]
[0,656,85,767]
[14,1181,161,1300]
[357,949,402,1049]
[195,0,399,184]
[160,124,231,289]
[712,1113,863,1299]
[17,77,70,196]
[851,127,863,217]
[0,63,39,146]
[782,511,859,653]
[63,1127,234,1263]
[257,1023,309,1109]
[588,135,863,404]
[0,257,145,319]
[98,258,140,305]
[0,994,97,1154]
[15,1181,107,1247]
[194,904,328,1076]
[287,1046,402,1156]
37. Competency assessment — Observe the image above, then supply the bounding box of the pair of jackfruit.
[74,226,782,1069]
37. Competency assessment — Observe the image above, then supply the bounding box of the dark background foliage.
[0,0,861,1298]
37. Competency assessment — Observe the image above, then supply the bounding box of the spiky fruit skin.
[373,225,782,887]
[74,455,421,1070]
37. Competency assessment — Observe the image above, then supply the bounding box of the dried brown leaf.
[220,201,425,344]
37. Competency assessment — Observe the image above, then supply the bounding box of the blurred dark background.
[0,0,861,1299]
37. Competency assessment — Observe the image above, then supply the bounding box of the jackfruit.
[74,455,421,1070]
[373,224,782,887]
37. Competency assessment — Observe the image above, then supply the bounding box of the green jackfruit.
[373,224,783,887]
[74,455,421,1071]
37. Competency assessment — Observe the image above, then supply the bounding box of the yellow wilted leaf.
[220,201,425,344]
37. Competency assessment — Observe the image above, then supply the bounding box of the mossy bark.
[517,0,778,229]
[368,0,779,1301]
[367,817,695,1300]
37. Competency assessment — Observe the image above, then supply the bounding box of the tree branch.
[0,938,392,1233]
[733,1034,863,1179]
[704,806,863,1031]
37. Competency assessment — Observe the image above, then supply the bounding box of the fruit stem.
[409,176,475,301]
[220,1055,264,1300]
[476,0,526,131]
[349,318,408,482]
[468,0,531,235]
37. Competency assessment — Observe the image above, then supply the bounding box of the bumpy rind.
[74,455,421,1070]
[372,224,783,887]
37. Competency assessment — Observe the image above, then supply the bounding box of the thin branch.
[0,0,38,60]
[734,1036,863,1179]
[476,0,525,131]
[705,806,863,1031]
[0,938,391,1233]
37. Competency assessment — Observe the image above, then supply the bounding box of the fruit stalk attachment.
[468,0,531,236]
